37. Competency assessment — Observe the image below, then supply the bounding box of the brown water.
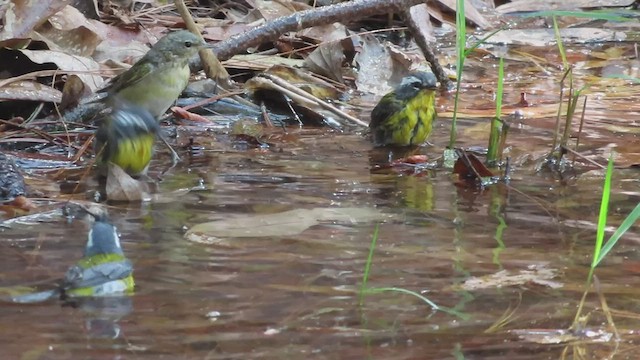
[2,41,640,359]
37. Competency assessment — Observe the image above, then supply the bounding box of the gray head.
[84,220,124,257]
[146,30,206,64]
[394,72,438,100]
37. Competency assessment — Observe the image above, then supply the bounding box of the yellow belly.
[110,134,156,176]
[382,91,436,147]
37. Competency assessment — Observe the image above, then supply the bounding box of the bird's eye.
[185,41,192,48]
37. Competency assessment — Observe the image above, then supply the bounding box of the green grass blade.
[552,16,568,70]
[449,0,466,147]
[359,224,379,306]
[596,203,640,266]
[487,57,504,163]
[592,154,613,268]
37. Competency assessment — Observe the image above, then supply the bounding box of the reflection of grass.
[358,224,467,319]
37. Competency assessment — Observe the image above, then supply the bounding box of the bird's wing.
[63,259,133,290]
[369,93,402,129]
[99,60,156,95]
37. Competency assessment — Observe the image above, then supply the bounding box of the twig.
[174,0,231,86]
[402,5,452,88]
[209,0,429,61]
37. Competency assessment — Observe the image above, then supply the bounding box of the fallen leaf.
[457,266,563,291]
[105,163,150,202]
[18,48,103,90]
[509,328,613,344]
[185,207,388,242]
[0,0,70,40]
[0,80,62,102]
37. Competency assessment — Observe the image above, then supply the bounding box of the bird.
[368,72,438,147]
[9,216,134,303]
[100,30,206,118]
[61,218,134,297]
[94,101,159,177]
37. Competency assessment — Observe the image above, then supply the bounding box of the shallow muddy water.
[1,40,640,359]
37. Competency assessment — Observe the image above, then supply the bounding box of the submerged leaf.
[185,207,387,242]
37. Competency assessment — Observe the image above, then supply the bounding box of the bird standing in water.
[94,30,206,174]
[94,102,158,177]
[100,30,206,118]
[369,72,438,147]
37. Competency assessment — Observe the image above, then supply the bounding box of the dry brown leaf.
[33,5,101,57]
[0,0,71,40]
[437,0,490,28]
[408,4,435,43]
[60,74,91,110]
[18,48,103,90]
[304,41,345,83]
[253,0,299,21]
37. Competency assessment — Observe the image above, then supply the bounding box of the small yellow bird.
[100,30,206,118]
[94,102,159,177]
[369,72,438,147]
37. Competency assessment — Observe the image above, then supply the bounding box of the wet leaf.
[105,163,149,202]
[481,28,625,47]
[452,149,496,188]
[185,207,387,241]
[353,34,393,95]
[509,328,613,344]
[0,80,62,102]
[457,266,563,291]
